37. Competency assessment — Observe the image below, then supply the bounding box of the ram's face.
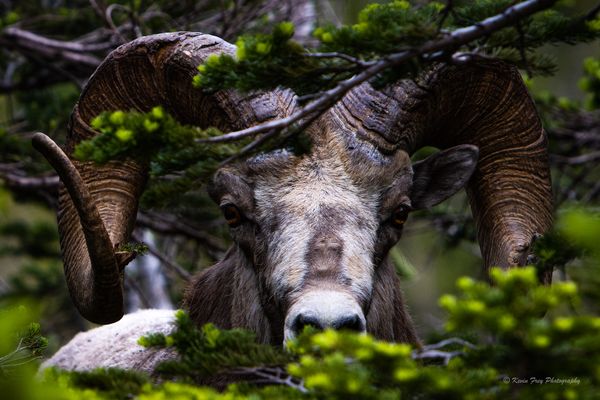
[209,143,478,343]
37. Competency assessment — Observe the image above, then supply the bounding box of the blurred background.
[0,0,599,355]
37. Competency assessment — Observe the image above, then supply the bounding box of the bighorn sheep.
[37,32,552,373]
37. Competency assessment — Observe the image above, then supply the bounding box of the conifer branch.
[200,0,557,145]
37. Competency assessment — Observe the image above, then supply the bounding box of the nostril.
[332,314,364,332]
[293,314,323,334]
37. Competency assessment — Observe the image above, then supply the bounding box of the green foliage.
[579,57,600,110]
[73,106,311,208]
[74,107,226,164]
[289,332,499,399]
[529,55,600,119]
[34,264,599,399]
[3,255,600,399]
[0,10,20,28]
[74,107,242,208]
[533,228,580,278]
[117,242,149,256]
[0,305,47,378]
[52,368,150,400]
[0,193,80,349]
[441,269,599,384]
[140,310,292,381]
[193,22,324,95]
[17,83,80,137]
[7,261,64,299]
[282,265,599,400]
[195,1,600,95]
[0,188,12,215]
[0,128,30,163]
[313,1,441,54]
[557,209,600,255]
[389,247,417,279]
[135,382,239,400]
[1,1,600,399]
[554,209,600,308]
[0,219,60,258]
[22,208,597,399]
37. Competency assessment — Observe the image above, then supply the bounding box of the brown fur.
[184,134,478,346]
[366,259,419,344]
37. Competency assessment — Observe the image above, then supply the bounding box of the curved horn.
[331,58,552,281]
[36,32,296,324]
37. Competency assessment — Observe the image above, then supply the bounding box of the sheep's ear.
[410,145,479,210]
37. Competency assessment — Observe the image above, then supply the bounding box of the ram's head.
[34,32,552,344]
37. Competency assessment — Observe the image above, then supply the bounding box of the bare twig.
[437,0,454,31]
[550,151,600,165]
[124,274,152,309]
[217,128,280,167]
[2,27,113,53]
[412,337,476,365]
[296,90,326,103]
[89,0,106,22]
[515,21,532,77]
[105,3,130,42]
[217,97,325,165]
[0,72,68,93]
[419,337,477,351]
[132,232,192,281]
[0,164,59,207]
[136,211,226,253]
[413,349,464,365]
[232,366,308,393]
[582,180,600,203]
[584,1,600,21]
[306,52,373,68]
[0,339,43,371]
[0,171,59,190]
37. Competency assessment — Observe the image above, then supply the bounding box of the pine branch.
[199,0,557,145]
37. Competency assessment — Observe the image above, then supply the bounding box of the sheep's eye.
[391,205,410,228]
[221,204,242,227]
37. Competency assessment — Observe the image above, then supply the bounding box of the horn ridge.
[335,58,552,280]
[37,32,296,323]
[420,59,553,277]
